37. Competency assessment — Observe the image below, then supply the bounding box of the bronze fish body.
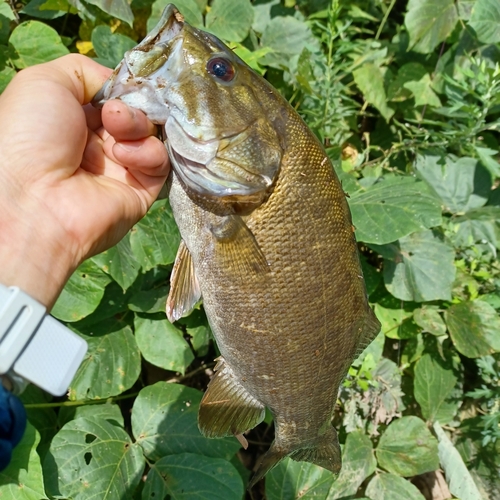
[93,5,380,486]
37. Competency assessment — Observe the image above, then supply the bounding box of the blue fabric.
[0,385,27,470]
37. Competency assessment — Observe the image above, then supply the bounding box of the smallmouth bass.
[93,4,380,487]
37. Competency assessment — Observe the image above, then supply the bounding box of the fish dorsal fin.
[198,357,265,439]
[354,306,381,358]
[209,215,269,276]
[166,240,201,322]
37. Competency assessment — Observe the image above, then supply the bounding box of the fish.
[93,4,380,487]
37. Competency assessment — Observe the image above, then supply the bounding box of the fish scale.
[92,3,380,488]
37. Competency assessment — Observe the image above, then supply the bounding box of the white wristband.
[0,285,88,396]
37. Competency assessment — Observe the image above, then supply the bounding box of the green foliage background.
[1,0,499,498]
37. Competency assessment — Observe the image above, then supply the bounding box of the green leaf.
[266,431,375,499]
[454,206,500,251]
[134,315,194,374]
[205,0,254,42]
[70,324,141,399]
[132,382,241,461]
[353,63,394,121]
[387,62,427,102]
[377,230,456,302]
[52,260,111,322]
[45,417,144,500]
[21,0,68,19]
[128,286,169,313]
[148,0,203,31]
[348,177,442,245]
[0,47,15,92]
[0,423,48,499]
[92,234,140,290]
[414,154,492,214]
[405,0,459,53]
[376,416,439,476]
[85,0,133,26]
[260,16,316,69]
[374,297,418,340]
[469,0,500,44]
[475,146,500,178]
[433,422,483,500]
[404,74,442,107]
[142,453,244,500]
[413,306,447,336]
[414,353,460,425]
[130,199,181,272]
[445,300,500,357]
[91,25,136,68]
[59,401,124,428]
[366,472,425,500]
[9,20,69,68]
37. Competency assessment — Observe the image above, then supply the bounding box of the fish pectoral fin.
[209,215,269,275]
[166,240,201,322]
[354,306,382,358]
[198,358,265,439]
[248,425,341,489]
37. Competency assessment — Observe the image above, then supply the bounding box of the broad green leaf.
[69,324,141,399]
[376,416,439,476]
[414,154,492,214]
[469,0,500,44]
[205,0,254,42]
[130,199,181,271]
[0,423,48,499]
[266,431,375,499]
[85,0,133,26]
[58,401,124,427]
[134,315,194,374]
[0,47,15,92]
[366,472,425,500]
[45,417,144,500]
[21,0,68,19]
[348,177,442,245]
[379,230,456,302]
[445,300,500,357]
[387,62,427,102]
[142,453,244,500]
[128,286,169,313]
[454,206,500,251]
[433,422,483,500]
[132,382,241,460]
[52,260,111,322]
[414,353,460,424]
[148,0,203,31]
[252,0,279,34]
[260,16,316,69]
[404,74,442,107]
[91,25,136,68]
[405,0,459,53]
[374,298,419,339]
[413,307,447,336]
[9,20,69,68]
[353,63,394,121]
[92,234,140,290]
[475,146,500,178]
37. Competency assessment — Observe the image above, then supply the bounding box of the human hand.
[0,54,170,308]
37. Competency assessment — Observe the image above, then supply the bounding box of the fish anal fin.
[248,425,341,489]
[210,215,269,276]
[198,358,265,439]
[166,240,201,322]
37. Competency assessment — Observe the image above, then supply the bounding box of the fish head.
[93,4,284,211]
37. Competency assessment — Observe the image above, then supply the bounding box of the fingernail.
[118,141,143,152]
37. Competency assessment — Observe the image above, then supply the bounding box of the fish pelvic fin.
[198,358,265,439]
[166,240,201,322]
[248,425,341,490]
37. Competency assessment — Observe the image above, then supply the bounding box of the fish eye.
[207,57,235,82]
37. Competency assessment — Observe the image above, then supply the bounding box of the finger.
[112,137,170,172]
[102,100,157,141]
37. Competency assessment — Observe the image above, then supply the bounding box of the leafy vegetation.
[1,0,499,498]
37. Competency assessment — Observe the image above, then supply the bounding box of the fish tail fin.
[248,425,341,489]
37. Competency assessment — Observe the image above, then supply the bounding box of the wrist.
[0,195,77,309]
